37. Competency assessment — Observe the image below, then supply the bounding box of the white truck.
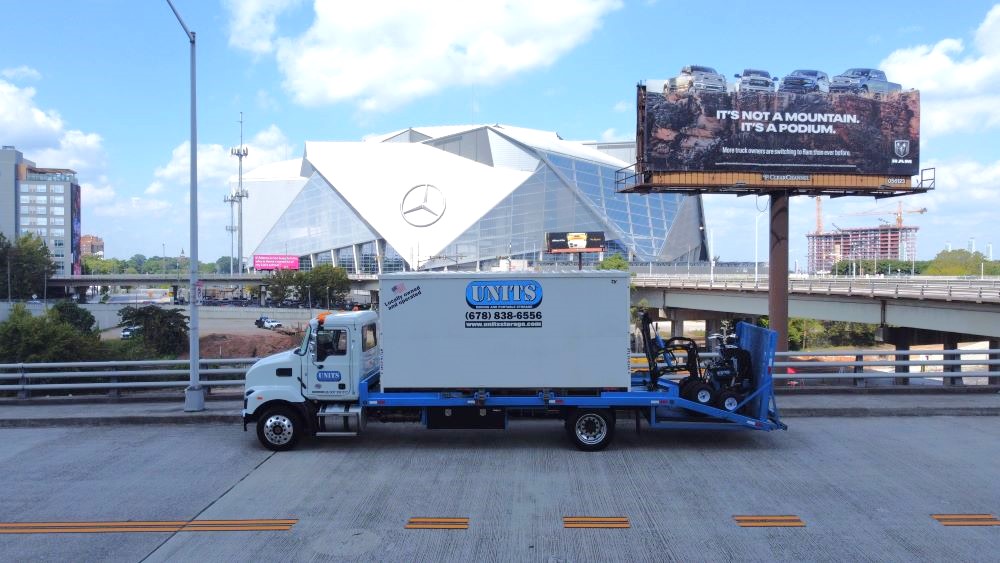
[241,271,785,451]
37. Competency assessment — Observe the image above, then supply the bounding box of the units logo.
[466,280,542,309]
[400,184,446,227]
[316,370,342,382]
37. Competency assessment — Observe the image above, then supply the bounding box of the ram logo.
[893,140,910,158]
[466,280,542,309]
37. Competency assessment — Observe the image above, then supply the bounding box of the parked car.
[254,315,271,328]
[778,69,830,93]
[666,65,727,93]
[120,326,140,339]
[263,319,283,330]
[733,69,776,93]
[829,68,901,96]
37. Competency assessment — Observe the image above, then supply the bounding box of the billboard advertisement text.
[642,89,919,177]
[253,254,300,271]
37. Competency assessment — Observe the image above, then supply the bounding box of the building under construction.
[807,225,918,274]
[806,200,924,274]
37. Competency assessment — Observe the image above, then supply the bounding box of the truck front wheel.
[256,405,302,451]
[567,409,615,451]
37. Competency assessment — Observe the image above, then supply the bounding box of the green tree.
[924,249,999,276]
[215,256,234,274]
[127,254,147,273]
[0,304,104,363]
[51,301,97,333]
[118,306,189,356]
[267,269,296,303]
[305,264,351,308]
[0,233,56,300]
[597,253,630,271]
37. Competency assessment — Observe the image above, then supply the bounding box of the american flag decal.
[392,283,407,295]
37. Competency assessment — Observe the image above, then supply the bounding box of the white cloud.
[613,100,630,113]
[880,5,1000,137]
[224,0,302,55]
[0,80,64,150]
[95,197,172,218]
[81,177,116,204]
[153,125,296,191]
[144,181,164,195]
[1,66,41,81]
[227,0,621,111]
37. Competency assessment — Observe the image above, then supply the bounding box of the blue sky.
[2,0,999,267]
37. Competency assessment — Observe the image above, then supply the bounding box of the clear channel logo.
[466,280,542,309]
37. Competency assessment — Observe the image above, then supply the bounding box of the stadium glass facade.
[246,125,707,273]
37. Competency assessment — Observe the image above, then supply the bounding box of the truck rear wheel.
[256,405,302,451]
[567,409,615,451]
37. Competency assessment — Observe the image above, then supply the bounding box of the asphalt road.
[1,417,998,562]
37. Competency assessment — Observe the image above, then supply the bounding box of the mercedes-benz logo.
[400,184,446,227]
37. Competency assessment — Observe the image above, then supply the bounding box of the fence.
[0,358,256,399]
[1,349,998,399]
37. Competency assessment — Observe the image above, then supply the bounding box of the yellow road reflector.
[932,514,1000,526]
[733,515,805,528]
[563,516,630,529]
[0,519,297,535]
[405,517,469,530]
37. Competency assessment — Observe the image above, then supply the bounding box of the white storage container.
[378,271,631,389]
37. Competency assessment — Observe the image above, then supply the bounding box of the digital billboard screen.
[253,254,300,271]
[546,232,605,253]
[641,89,919,177]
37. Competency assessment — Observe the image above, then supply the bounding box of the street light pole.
[167,0,203,412]
[754,210,765,283]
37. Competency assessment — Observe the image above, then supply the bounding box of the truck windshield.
[297,325,311,355]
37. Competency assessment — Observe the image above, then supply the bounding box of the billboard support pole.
[768,191,790,366]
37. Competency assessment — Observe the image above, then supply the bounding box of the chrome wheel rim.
[696,389,712,404]
[723,396,739,411]
[263,414,294,445]
[575,414,607,446]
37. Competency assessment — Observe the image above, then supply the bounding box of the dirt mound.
[199,331,302,359]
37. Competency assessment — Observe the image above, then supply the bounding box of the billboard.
[253,254,300,271]
[546,232,605,253]
[641,89,920,178]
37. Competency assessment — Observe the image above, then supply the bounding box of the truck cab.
[242,310,379,449]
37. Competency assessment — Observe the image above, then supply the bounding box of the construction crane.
[812,196,823,234]
[841,201,927,227]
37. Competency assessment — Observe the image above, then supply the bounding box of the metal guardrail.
[0,358,257,398]
[1,349,998,398]
[630,275,1000,304]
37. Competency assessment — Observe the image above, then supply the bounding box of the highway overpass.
[633,276,1000,339]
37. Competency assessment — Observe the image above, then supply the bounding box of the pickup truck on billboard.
[778,69,830,94]
[734,69,776,93]
[666,65,727,93]
[829,68,901,96]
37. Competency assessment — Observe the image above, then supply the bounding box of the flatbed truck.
[241,271,785,451]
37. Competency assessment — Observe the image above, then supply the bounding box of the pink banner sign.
[253,254,299,270]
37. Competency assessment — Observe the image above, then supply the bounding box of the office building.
[0,145,82,275]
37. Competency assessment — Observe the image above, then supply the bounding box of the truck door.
[305,326,354,399]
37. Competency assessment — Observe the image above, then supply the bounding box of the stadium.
[241,124,708,273]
